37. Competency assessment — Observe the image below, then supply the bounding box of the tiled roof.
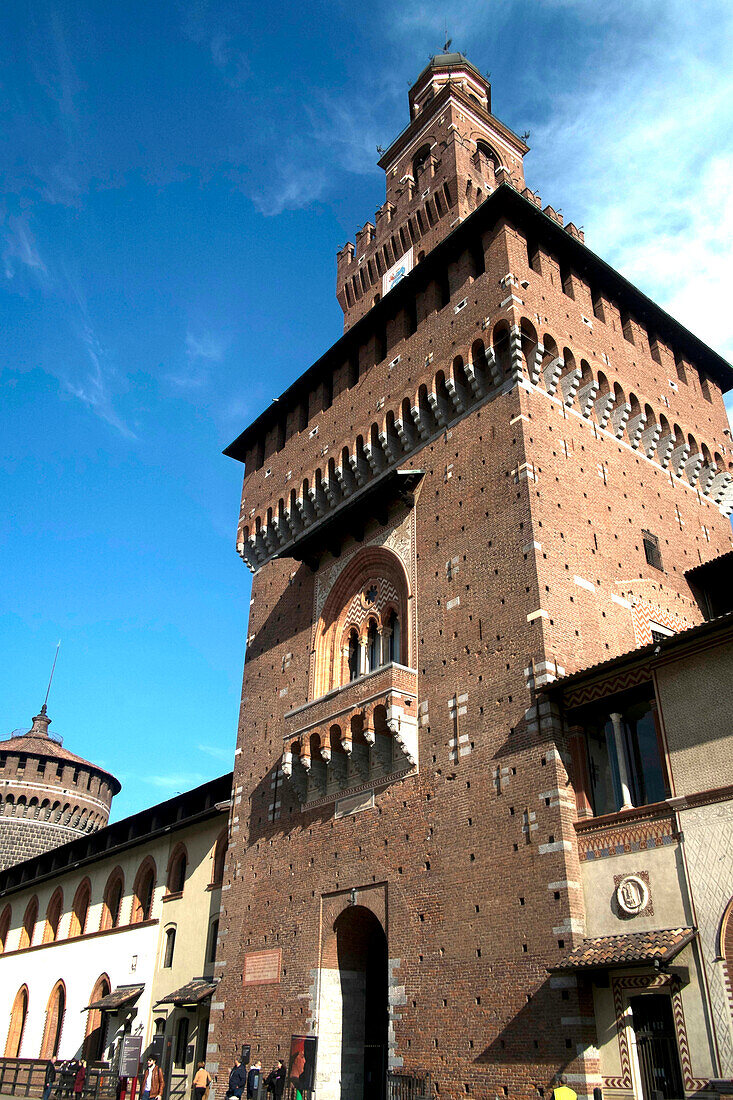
[154,979,218,1007]
[85,984,144,1011]
[552,927,696,971]
[543,612,733,696]
[0,709,120,788]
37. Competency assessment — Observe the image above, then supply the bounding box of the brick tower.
[0,705,120,870]
[212,54,733,1100]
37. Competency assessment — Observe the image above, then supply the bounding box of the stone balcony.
[282,663,419,810]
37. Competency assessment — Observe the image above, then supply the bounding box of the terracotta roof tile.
[154,979,218,1007]
[552,927,696,971]
[85,984,144,1011]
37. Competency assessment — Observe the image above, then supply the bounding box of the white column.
[359,639,368,677]
[610,712,634,810]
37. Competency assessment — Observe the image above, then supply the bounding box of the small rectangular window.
[642,530,663,571]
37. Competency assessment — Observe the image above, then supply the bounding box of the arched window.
[367,619,379,673]
[163,927,176,968]
[314,547,410,698]
[207,918,219,964]
[83,974,110,1062]
[412,143,431,180]
[166,844,187,895]
[132,858,156,923]
[174,1016,189,1069]
[476,140,500,174]
[4,985,28,1057]
[347,629,359,681]
[212,830,227,886]
[20,896,38,949]
[101,868,124,931]
[387,610,401,664]
[0,904,11,954]
[40,980,66,1058]
[69,879,91,938]
[43,888,64,944]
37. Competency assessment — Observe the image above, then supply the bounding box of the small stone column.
[359,638,369,677]
[567,725,594,819]
[610,712,634,810]
[379,626,390,666]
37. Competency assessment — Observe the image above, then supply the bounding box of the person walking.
[43,1057,57,1100]
[140,1057,165,1100]
[227,1059,247,1100]
[73,1062,86,1099]
[193,1062,211,1100]
[264,1061,285,1100]
[246,1061,261,1100]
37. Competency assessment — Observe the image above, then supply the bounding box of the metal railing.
[387,1070,432,1100]
[0,1060,116,1100]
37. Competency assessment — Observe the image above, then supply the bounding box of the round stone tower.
[0,705,121,871]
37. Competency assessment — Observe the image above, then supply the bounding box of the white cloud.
[186,331,226,361]
[144,772,208,790]
[198,742,235,763]
[526,4,733,365]
[62,322,136,439]
[2,215,48,281]
[250,162,328,218]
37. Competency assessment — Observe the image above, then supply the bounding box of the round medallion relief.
[615,874,649,916]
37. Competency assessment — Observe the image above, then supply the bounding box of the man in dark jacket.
[42,1058,57,1100]
[227,1060,248,1099]
[264,1061,285,1100]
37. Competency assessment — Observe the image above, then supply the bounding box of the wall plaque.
[243,947,282,986]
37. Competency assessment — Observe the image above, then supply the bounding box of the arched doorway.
[84,975,110,1062]
[328,905,388,1100]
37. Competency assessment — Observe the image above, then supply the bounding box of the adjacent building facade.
[210,53,733,1100]
[547,604,733,1098]
[0,774,229,1100]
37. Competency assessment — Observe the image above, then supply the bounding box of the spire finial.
[42,641,61,713]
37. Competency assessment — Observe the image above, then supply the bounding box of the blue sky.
[2,0,732,821]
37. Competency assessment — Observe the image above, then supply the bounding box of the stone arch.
[4,985,28,1057]
[40,979,66,1058]
[212,828,228,886]
[69,878,92,938]
[412,142,432,180]
[132,856,156,923]
[43,886,64,944]
[313,547,411,698]
[83,973,111,1062]
[166,841,188,895]
[20,896,38,949]
[101,866,125,930]
[0,903,11,953]
[318,904,388,1100]
[491,320,512,376]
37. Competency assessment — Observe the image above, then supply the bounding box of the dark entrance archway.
[334,905,388,1100]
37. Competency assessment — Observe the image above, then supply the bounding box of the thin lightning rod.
[43,641,61,711]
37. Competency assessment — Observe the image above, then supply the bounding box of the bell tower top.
[408,53,491,118]
[336,53,529,329]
